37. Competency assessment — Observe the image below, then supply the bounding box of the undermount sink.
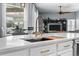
[22,38,52,43]
[21,36,65,43]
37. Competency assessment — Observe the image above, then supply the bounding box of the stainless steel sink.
[21,38,52,43]
[21,36,65,43]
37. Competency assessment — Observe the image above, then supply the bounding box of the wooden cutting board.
[47,36,65,40]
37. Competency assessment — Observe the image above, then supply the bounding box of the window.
[6,3,24,34]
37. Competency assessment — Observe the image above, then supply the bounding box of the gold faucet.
[33,16,43,38]
[34,32,43,37]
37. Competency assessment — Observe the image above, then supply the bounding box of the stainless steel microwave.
[47,23,62,32]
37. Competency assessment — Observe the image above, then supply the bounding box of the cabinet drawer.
[48,53,57,56]
[61,49,73,56]
[2,49,29,56]
[30,44,56,56]
[58,48,73,56]
[58,41,73,51]
[75,39,79,43]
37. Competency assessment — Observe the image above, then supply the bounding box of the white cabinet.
[48,53,57,56]
[58,48,73,56]
[58,41,73,51]
[76,19,79,30]
[2,49,29,56]
[30,44,57,56]
[0,40,74,56]
[29,41,73,56]
[67,20,75,31]
[57,41,73,56]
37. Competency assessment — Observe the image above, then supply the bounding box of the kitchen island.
[0,33,78,56]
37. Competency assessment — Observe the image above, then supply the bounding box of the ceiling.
[35,3,79,13]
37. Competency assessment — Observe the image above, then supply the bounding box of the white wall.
[32,4,39,32]
[40,12,76,19]
[24,3,39,33]
[75,11,79,30]
[29,4,39,33]
[24,3,29,30]
[40,12,77,31]
[0,3,6,37]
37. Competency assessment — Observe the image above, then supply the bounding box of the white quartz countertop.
[0,33,79,55]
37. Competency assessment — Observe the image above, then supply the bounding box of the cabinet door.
[58,48,73,56]
[48,53,57,56]
[62,52,72,56]
[67,20,75,31]
[30,44,56,56]
[67,20,71,31]
[1,49,29,56]
[58,41,73,51]
[76,19,79,30]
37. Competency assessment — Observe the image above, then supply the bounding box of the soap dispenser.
[0,27,5,38]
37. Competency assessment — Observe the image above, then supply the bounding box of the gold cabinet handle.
[64,45,70,47]
[58,55,61,56]
[40,50,50,53]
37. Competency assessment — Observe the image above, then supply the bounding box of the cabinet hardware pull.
[40,50,50,53]
[58,55,61,56]
[64,45,70,47]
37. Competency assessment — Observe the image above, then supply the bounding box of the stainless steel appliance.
[47,23,62,32]
[74,39,79,56]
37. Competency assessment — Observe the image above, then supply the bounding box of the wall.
[32,4,39,32]
[40,12,76,19]
[40,12,77,31]
[75,11,79,30]
[0,3,6,37]
[29,4,39,33]
[24,3,39,33]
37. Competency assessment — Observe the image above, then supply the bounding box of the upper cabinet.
[67,19,75,31]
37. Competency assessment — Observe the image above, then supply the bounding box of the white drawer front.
[58,48,73,56]
[30,44,56,56]
[48,53,57,56]
[75,39,79,43]
[58,41,73,51]
[2,49,29,56]
[61,50,73,56]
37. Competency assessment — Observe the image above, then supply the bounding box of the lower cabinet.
[30,44,57,56]
[0,40,74,56]
[58,48,73,56]
[58,41,73,51]
[2,49,29,56]
[48,53,57,56]
[57,41,73,56]
[29,41,73,56]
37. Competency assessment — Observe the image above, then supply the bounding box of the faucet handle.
[33,32,43,38]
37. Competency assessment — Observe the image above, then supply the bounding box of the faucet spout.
[34,16,43,38]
